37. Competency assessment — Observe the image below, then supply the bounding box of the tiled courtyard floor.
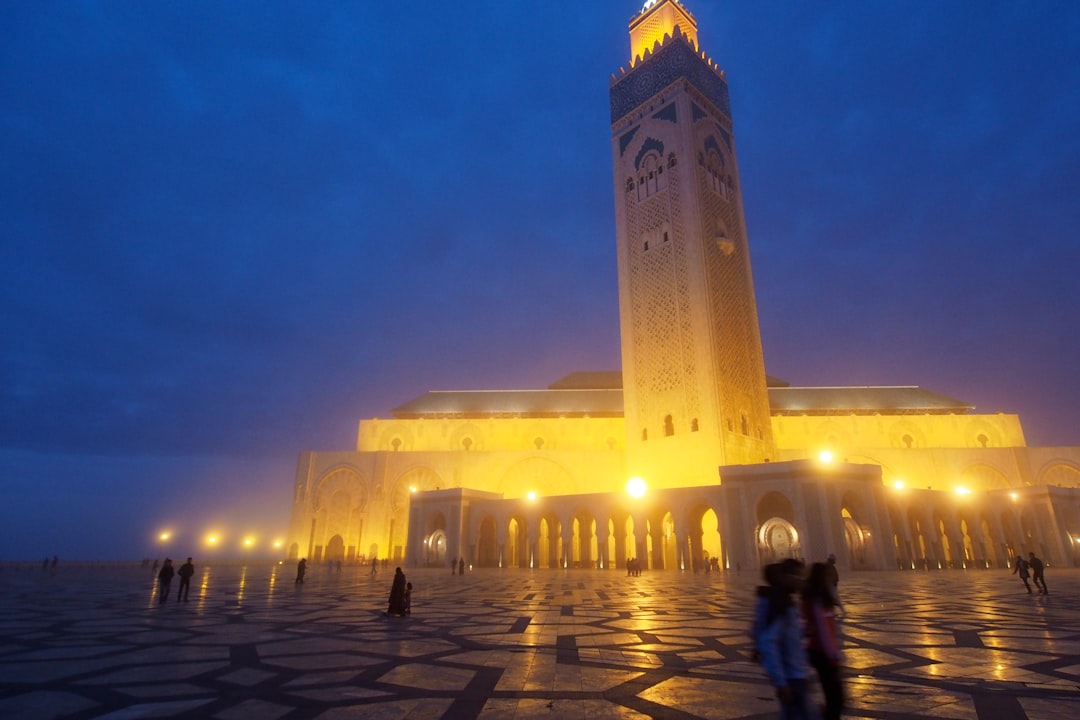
[0,563,1078,719]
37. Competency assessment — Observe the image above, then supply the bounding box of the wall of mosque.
[289,414,1080,570]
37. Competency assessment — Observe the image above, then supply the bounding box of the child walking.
[404,582,413,615]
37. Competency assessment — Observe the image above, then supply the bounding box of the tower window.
[977,433,989,448]
[690,418,699,432]
[740,414,749,435]
[641,428,648,441]
[902,434,914,449]
[636,152,668,200]
[664,415,674,437]
[668,152,677,168]
[462,437,473,451]
[391,437,402,451]
[534,437,545,450]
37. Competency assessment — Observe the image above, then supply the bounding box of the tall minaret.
[611,0,774,488]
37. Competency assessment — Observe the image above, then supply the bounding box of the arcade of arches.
[406,463,1080,573]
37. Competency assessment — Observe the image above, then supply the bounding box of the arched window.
[636,152,669,200]
[664,415,674,437]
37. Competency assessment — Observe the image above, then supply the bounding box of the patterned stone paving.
[0,563,1078,719]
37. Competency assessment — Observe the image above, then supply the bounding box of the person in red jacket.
[802,562,844,720]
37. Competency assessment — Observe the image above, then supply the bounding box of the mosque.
[285,0,1080,573]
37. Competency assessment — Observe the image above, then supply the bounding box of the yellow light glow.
[244,538,254,547]
[955,487,971,496]
[409,485,417,493]
[273,540,283,548]
[1009,492,1019,501]
[892,480,905,490]
[527,491,537,501]
[626,477,648,498]
[159,532,171,541]
[207,535,218,545]
[818,450,834,463]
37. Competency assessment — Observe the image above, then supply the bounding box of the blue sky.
[3,1,1079,560]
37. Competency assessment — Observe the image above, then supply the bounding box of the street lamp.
[627,477,647,498]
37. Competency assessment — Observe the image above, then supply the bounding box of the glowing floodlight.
[892,480,905,490]
[1009,492,1019,501]
[955,487,971,496]
[818,450,834,463]
[273,540,283,549]
[626,477,648,498]
[159,531,171,541]
[206,535,218,545]
[527,491,537,502]
[409,485,417,493]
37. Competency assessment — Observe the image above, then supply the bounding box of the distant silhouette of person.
[824,553,844,614]
[151,559,160,575]
[404,582,413,615]
[1028,552,1048,594]
[176,557,195,602]
[451,557,457,575]
[370,557,378,578]
[386,567,407,616]
[1012,555,1032,593]
[42,557,49,570]
[51,555,58,569]
[157,559,175,604]
[295,558,307,584]
[458,557,465,576]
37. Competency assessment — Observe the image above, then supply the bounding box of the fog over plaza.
[2,1,1079,561]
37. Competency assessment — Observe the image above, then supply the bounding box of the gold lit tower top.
[629,1,698,63]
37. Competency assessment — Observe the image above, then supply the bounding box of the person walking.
[370,557,378,578]
[156,558,175,605]
[802,562,844,720]
[1011,555,1032,593]
[458,557,465,576]
[176,557,195,602]
[1028,552,1049,594]
[404,582,413,615]
[823,553,844,614]
[386,567,407,616]
[295,558,307,584]
[753,559,810,719]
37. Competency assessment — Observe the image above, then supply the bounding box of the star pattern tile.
[0,564,1078,719]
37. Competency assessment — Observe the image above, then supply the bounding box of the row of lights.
[816,449,1031,500]
[158,531,284,551]
[410,478,652,503]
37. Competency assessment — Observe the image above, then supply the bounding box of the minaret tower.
[611,0,774,488]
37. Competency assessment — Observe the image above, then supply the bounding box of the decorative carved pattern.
[611,37,730,123]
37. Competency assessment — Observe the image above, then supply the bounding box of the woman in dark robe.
[386,567,407,616]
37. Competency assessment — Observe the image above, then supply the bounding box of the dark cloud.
[2,1,1078,558]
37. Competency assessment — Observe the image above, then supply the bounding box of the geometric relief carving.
[1038,462,1080,488]
[626,165,699,432]
[315,467,367,512]
[960,463,1012,491]
[391,466,443,513]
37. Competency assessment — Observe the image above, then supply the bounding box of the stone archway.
[325,535,345,563]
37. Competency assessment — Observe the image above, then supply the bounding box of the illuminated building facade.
[286,1,1080,572]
